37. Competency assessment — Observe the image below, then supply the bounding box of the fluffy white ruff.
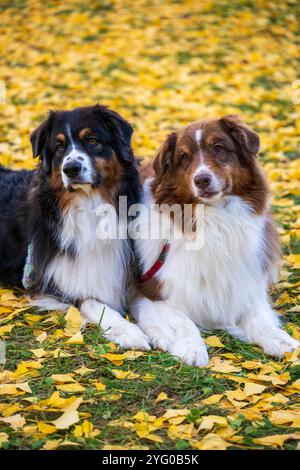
[44,190,127,311]
[32,189,150,351]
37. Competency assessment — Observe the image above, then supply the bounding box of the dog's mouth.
[197,184,230,203]
[67,182,93,193]
[66,176,102,192]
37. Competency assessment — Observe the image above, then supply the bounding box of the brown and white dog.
[130,115,299,365]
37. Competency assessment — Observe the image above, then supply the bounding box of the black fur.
[0,167,33,285]
[0,105,141,302]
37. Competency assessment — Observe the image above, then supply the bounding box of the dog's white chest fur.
[137,193,267,330]
[45,192,128,310]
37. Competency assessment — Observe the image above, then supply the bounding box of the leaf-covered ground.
[0,0,300,451]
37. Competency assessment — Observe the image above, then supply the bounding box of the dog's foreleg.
[130,296,208,366]
[80,298,150,350]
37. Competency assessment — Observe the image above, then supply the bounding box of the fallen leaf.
[111,369,140,380]
[243,382,267,397]
[64,306,82,336]
[37,422,57,435]
[0,414,26,429]
[253,433,300,448]
[0,432,9,448]
[205,336,225,348]
[194,433,231,450]
[56,383,86,393]
[155,392,168,402]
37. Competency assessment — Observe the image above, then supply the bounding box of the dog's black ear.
[108,109,133,146]
[153,132,177,178]
[93,105,134,162]
[219,115,260,162]
[30,115,53,175]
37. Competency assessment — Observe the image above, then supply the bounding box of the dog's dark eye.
[55,143,64,152]
[213,144,224,154]
[180,152,188,161]
[86,136,98,145]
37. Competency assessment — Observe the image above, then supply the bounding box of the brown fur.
[151,115,269,216]
[48,151,124,214]
[137,277,163,301]
[263,215,281,285]
[56,133,66,145]
[139,161,155,182]
[79,128,92,140]
[49,161,75,214]
[95,152,124,204]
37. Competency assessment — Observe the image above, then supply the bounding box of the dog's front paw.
[260,329,299,358]
[104,323,151,351]
[142,323,174,352]
[169,338,209,367]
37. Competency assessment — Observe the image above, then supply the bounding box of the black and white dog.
[0,105,150,350]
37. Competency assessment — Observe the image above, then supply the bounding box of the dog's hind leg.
[239,300,299,357]
[29,295,71,312]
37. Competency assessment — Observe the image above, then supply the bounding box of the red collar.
[139,241,170,283]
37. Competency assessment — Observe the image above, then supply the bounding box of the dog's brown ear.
[219,115,260,157]
[153,132,177,178]
[30,113,54,175]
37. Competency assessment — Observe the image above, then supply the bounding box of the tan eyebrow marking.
[56,133,66,144]
[79,128,92,139]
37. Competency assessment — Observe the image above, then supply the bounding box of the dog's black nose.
[194,173,212,189]
[63,161,82,178]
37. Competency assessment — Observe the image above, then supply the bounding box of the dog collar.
[139,241,170,283]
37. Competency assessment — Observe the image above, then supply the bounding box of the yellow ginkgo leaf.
[64,306,82,336]
[285,254,300,269]
[30,348,48,358]
[123,351,144,360]
[243,382,267,397]
[269,410,300,427]
[56,383,86,393]
[0,414,26,430]
[253,433,300,448]
[202,394,224,405]
[194,433,230,450]
[51,373,76,384]
[36,331,47,343]
[155,392,168,402]
[52,410,80,430]
[142,433,164,443]
[37,422,57,435]
[0,432,9,448]
[0,324,13,336]
[205,336,225,348]
[210,359,241,373]
[111,369,140,380]
[198,415,228,431]
[101,353,125,366]
[94,381,106,391]
[73,367,94,376]
[42,439,63,450]
[65,331,84,344]
[1,403,22,417]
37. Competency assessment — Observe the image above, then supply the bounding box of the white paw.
[169,338,209,367]
[104,322,151,351]
[142,322,174,351]
[260,329,299,357]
